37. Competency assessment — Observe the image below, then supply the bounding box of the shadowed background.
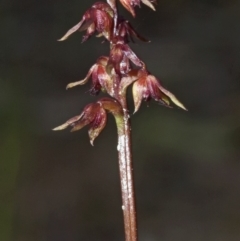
[1,0,240,240]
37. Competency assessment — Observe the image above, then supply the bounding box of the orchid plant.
[54,1,186,240]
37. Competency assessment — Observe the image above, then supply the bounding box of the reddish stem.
[117,132,132,241]
[122,98,138,241]
[107,1,138,240]
[117,98,138,241]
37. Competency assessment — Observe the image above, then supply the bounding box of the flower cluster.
[54,0,186,144]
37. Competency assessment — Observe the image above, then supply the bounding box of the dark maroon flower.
[53,98,123,145]
[119,0,157,17]
[109,37,143,75]
[120,69,187,113]
[66,56,118,97]
[58,2,114,42]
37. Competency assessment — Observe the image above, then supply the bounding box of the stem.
[116,103,138,241]
[117,132,132,241]
[107,1,138,240]
[122,98,138,241]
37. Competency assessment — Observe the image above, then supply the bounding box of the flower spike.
[55,1,187,240]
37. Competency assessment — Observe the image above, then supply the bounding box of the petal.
[147,75,187,110]
[132,79,144,113]
[89,67,102,95]
[93,9,113,40]
[97,65,115,96]
[88,107,107,145]
[82,23,96,42]
[58,18,86,41]
[52,123,70,131]
[141,0,156,11]
[122,44,143,68]
[106,0,117,12]
[70,118,91,132]
[119,0,136,17]
[158,85,188,111]
[66,64,96,89]
[66,113,84,124]
[120,55,131,74]
[53,113,84,131]
[119,69,139,94]
[160,95,171,106]
[78,19,94,32]
[146,75,162,101]
[110,44,124,74]
[71,103,100,132]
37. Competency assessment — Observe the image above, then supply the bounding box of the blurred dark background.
[1,0,240,240]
